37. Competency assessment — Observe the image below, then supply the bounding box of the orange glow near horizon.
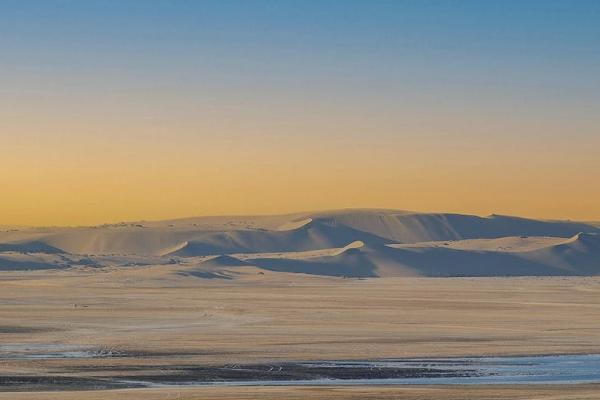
[2,104,599,226]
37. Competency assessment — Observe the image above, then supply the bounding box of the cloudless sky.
[1,0,600,225]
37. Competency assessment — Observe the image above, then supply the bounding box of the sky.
[1,0,599,226]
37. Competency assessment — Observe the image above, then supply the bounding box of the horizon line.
[3,208,597,230]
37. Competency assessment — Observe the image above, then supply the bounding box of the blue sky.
[2,0,599,88]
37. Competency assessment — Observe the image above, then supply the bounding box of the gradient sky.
[1,0,600,226]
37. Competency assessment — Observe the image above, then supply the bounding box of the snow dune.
[0,210,598,277]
